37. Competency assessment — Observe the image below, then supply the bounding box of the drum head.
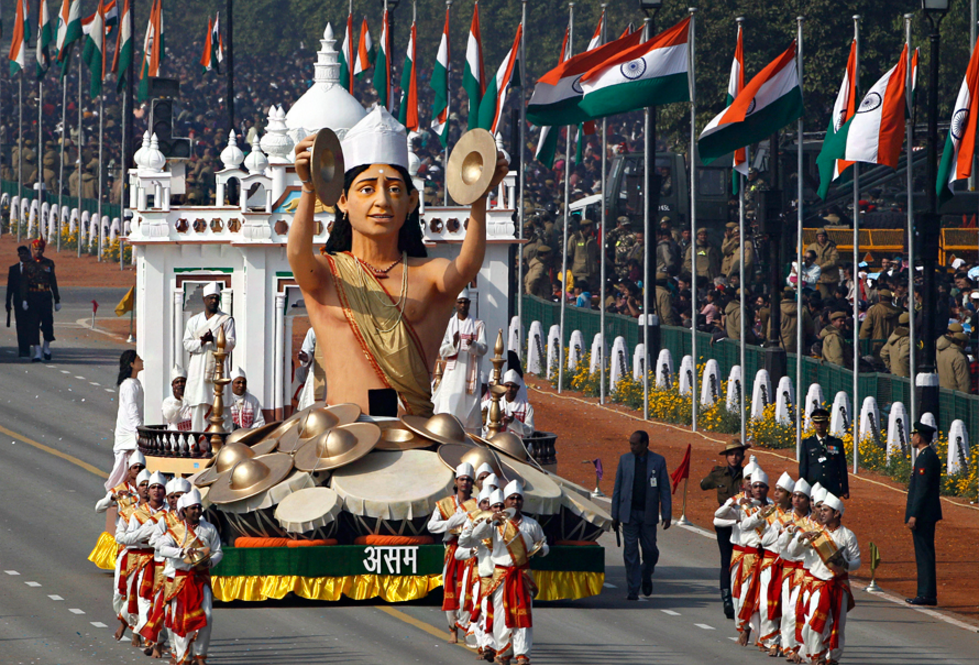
[500,459,563,516]
[274,486,342,535]
[331,450,454,520]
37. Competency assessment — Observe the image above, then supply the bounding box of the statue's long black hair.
[323,164,427,257]
[117,349,138,386]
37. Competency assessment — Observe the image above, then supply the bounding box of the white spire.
[244,143,269,175]
[314,22,340,88]
[220,131,245,171]
[261,106,295,165]
[134,131,150,169]
[144,133,166,172]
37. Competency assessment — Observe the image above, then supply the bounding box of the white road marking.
[69,608,85,615]
[4,570,20,576]
[25,581,41,587]
[695,623,715,630]
[89,382,100,386]
[727,636,738,641]
[661,609,681,616]
[74,375,85,380]
[602,583,617,589]
[678,522,716,539]
[48,594,64,601]
[105,388,115,393]
[90,621,107,628]
[60,370,70,374]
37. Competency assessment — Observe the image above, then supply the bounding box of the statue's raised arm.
[287,107,508,417]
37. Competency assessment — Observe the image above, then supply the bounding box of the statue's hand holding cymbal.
[294,135,316,188]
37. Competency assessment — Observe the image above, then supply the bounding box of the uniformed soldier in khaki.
[766,287,814,353]
[724,291,743,341]
[807,228,841,299]
[683,228,721,281]
[880,312,911,377]
[720,223,755,280]
[524,246,553,299]
[567,219,600,288]
[820,311,850,366]
[653,273,678,326]
[859,288,902,358]
[609,217,638,279]
[937,331,971,392]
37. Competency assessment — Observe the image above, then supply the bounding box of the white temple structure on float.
[127,23,519,421]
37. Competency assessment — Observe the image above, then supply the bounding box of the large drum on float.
[331,450,454,537]
[557,488,613,543]
[209,470,316,541]
[274,486,343,541]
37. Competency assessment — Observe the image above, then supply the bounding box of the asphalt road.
[1,289,977,664]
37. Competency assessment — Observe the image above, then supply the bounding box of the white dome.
[134,131,151,169]
[144,134,167,172]
[220,131,245,170]
[285,22,366,144]
[244,144,269,174]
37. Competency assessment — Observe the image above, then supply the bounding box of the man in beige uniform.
[806,228,840,299]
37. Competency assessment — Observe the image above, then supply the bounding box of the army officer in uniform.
[700,439,748,619]
[799,408,849,499]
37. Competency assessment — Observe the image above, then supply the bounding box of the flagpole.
[904,13,916,424]
[17,74,23,242]
[598,3,607,405]
[518,0,527,358]
[688,7,698,432]
[641,14,651,419]
[443,0,452,207]
[97,94,104,261]
[76,53,82,257]
[226,0,234,133]
[120,86,127,271]
[734,16,746,446]
[38,78,44,224]
[58,65,67,251]
[852,14,862,474]
[556,1,573,396]
[795,15,803,460]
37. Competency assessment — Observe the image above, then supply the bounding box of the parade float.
[89,23,609,604]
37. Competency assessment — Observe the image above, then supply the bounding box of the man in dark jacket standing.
[611,430,672,600]
[799,408,849,498]
[700,440,748,619]
[5,246,31,357]
[905,421,942,606]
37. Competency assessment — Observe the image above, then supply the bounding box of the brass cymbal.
[446,128,498,205]
[310,128,345,207]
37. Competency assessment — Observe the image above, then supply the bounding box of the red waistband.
[763,549,780,558]
[782,560,803,569]
[130,548,154,555]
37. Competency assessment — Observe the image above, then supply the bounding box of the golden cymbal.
[446,128,498,205]
[310,128,345,207]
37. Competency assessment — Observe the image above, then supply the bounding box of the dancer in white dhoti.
[182,283,236,431]
[157,489,223,665]
[432,289,487,434]
[162,366,193,431]
[458,487,503,660]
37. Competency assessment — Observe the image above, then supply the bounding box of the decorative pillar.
[173,289,184,371]
[273,293,286,420]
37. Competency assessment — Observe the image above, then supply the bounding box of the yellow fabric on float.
[87,532,119,571]
[533,570,604,602]
[211,574,445,603]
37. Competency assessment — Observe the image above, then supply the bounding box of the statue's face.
[338,164,419,241]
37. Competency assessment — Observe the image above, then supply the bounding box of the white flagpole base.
[590,487,606,499]
[865,579,881,593]
[675,514,692,526]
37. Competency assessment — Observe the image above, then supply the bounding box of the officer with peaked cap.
[701,439,749,618]
[905,421,942,606]
[799,408,849,499]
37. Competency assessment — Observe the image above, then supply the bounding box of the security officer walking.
[699,439,748,619]
[20,238,61,362]
[905,421,942,606]
[799,408,849,498]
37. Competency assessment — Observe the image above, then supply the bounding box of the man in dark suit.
[905,421,942,606]
[799,408,849,498]
[5,246,31,357]
[611,430,672,600]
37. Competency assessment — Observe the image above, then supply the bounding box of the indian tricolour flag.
[354,17,373,79]
[9,0,29,76]
[36,0,54,79]
[578,17,691,120]
[526,28,643,127]
[430,8,450,148]
[463,3,485,131]
[338,13,354,93]
[477,22,521,134]
[699,41,803,165]
[81,0,107,98]
[83,0,117,34]
[200,16,215,74]
[397,20,418,131]
[938,35,979,206]
[372,9,390,110]
[843,45,910,170]
[533,24,570,168]
[816,39,857,200]
[729,23,747,194]
[587,8,604,51]
[56,0,82,64]
[112,0,132,92]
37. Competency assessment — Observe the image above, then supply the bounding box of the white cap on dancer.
[481,473,500,491]
[776,472,795,493]
[478,485,494,503]
[136,469,151,486]
[489,489,505,507]
[148,471,167,488]
[504,479,524,499]
[170,365,187,382]
[455,462,475,480]
[129,450,147,468]
[793,478,812,497]
[475,462,494,478]
[822,492,844,514]
[751,469,769,487]
[178,489,203,510]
